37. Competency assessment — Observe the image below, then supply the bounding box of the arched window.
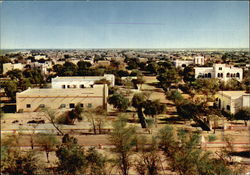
[204,74,208,78]
[208,73,211,78]
[233,73,236,77]
[182,64,186,68]
[217,73,220,77]
[226,105,230,111]
[226,73,230,77]
[236,73,240,78]
[220,73,223,78]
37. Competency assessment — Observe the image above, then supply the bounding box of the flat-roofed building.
[16,84,108,112]
[2,63,24,74]
[194,64,243,82]
[173,56,205,68]
[215,91,250,114]
[51,74,115,88]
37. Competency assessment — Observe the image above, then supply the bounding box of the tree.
[146,62,158,75]
[108,93,130,112]
[132,93,148,128]
[86,147,109,175]
[18,77,31,90]
[1,135,39,175]
[158,126,235,175]
[6,69,23,80]
[67,103,83,125]
[4,81,18,101]
[183,66,195,83]
[41,108,64,136]
[157,68,179,91]
[23,68,45,86]
[166,90,185,105]
[36,133,58,163]
[109,116,137,175]
[56,134,86,175]
[143,100,166,126]
[234,107,250,126]
[134,136,161,175]
[85,106,107,134]
[62,61,77,76]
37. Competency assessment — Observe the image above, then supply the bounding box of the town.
[1,48,249,174]
[1,1,249,175]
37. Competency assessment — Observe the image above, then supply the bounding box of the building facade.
[2,63,24,74]
[16,84,108,112]
[215,91,250,114]
[173,56,205,68]
[194,64,243,82]
[51,74,115,88]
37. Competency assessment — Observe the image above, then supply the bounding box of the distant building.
[2,63,24,74]
[173,56,205,68]
[215,91,250,114]
[34,55,47,60]
[51,74,115,88]
[95,60,111,67]
[194,64,243,82]
[16,84,108,112]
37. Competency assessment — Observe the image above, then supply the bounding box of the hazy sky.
[1,1,249,49]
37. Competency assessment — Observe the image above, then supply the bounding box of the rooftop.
[218,91,250,99]
[17,85,106,97]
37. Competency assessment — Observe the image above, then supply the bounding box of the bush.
[208,134,217,142]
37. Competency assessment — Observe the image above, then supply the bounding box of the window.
[80,84,85,88]
[80,103,84,108]
[70,103,75,108]
[60,104,66,108]
[62,85,66,89]
[87,103,92,108]
[220,73,223,78]
[217,73,220,77]
[26,104,31,108]
[208,73,211,78]
[67,85,70,88]
[73,85,77,88]
[226,105,230,111]
[236,73,240,78]
[39,104,45,108]
[204,74,208,78]
[226,73,230,77]
[219,67,222,70]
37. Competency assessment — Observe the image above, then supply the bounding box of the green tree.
[109,116,137,175]
[143,99,166,126]
[1,135,39,175]
[134,136,161,175]
[56,134,86,175]
[157,68,179,91]
[234,107,250,126]
[62,61,78,76]
[166,90,185,105]
[6,69,23,80]
[158,126,234,175]
[108,93,130,112]
[4,81,18,101]
[183,66,195,84]
[67,103,83,125]
[36,133,58,163]
[132,93,148,128]
[86,147,109,175]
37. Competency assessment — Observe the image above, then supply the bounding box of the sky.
[0,1,249,49]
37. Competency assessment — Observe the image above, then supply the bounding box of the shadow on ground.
[230,151,250,158]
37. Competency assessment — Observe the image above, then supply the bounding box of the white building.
[51,74,115,89]
[16,84,108,112]
[34,55,47,60]
[174,56,205,68]
[2,63,24,74]
[194,64,243,82]
[215,91,250,114]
